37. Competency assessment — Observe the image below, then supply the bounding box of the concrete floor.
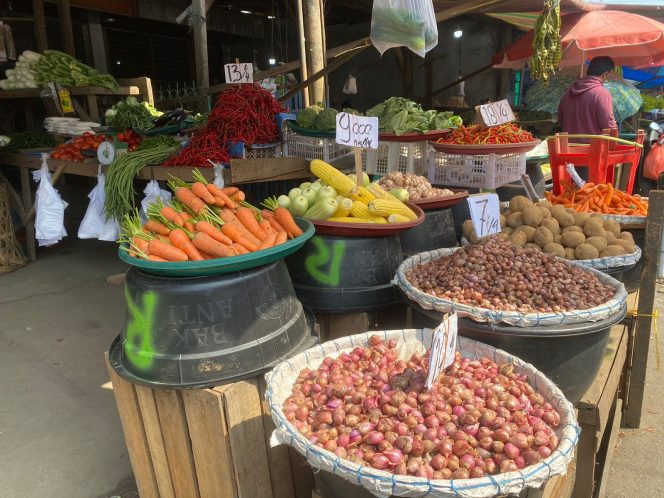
[0,238,662,497]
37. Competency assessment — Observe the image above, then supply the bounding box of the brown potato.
[543,242,565,258]
[525,243,541,251]
[537,200,552,209]
[507,212,524,229]
[604,231,617,244]
[557,213,576,228]
[509,230,527,248]
[575,243,600,260]
[539,206,552,220]
[533,226,554,248]
[462,220,475,240]
[564,247,576,260]
[550,205,568,221]
[554,235,562,244]
[603,220,621,237]
[561,231,586,248]
[618,231,634,243]
[613,239,636,254]
[500,214,507,228]
[502,226,514,235]
[540,218,560,236]
[509,195,533,213]
[514,225,537,242]
[565,207,577,216]
[586,236,608,252]
[562,226,583,235]
[522,205,543,227]
[573,212,591,228]
[583,219,606,238]
[601,245,627,257]
[497,232,510,241]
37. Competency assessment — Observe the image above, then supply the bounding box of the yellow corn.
[328,217,379,224]
[369,199,417,221]
[350,186,376,205]
[371,216,389,224]
[369,183,393,200]
[350,201,372,219]
[388,214,411,223]
[310,160,355,195]
[333,197,353,217]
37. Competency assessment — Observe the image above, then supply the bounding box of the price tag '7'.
[426,312,458,389]
[467,193,501,238]
[335,112,378,150]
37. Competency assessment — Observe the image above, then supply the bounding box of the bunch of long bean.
[529,0,561,81]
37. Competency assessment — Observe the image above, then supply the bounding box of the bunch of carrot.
[120,170,304,263]
[545,181,648,216]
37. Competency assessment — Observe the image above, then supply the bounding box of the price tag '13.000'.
[425,312,458,389]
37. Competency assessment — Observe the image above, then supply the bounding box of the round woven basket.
[0,183,27,273]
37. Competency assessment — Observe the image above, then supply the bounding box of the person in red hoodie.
[557,56,618,136]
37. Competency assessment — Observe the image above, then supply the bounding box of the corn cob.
[327,217,379,224]
[369,183,393,199]
[350,201,372,219]
[369,199,417,221]
[388,214,411,223]
[333,197,353,217]
[350,186,376,205]
[310,159,355,195]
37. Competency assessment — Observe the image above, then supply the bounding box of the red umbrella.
[493,10,664,69]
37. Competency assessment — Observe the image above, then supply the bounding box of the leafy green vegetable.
[366,97,462,135]
[105,98,163,130]
[314,108,338,131]
[296,106,320,128]
[34,50,118,90]
[1,132,56,151]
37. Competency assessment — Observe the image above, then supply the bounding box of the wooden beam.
[304,0,326,103]
[229,158,309,184]
[295,0,310,107]
[423,64,493,103]
[33,0,48,52]
[624,190,664,427]
[57,0,76,56]
[435,0,512,22]
[192,0,210,92]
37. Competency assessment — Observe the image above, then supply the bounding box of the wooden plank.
[85,94,100,122]
[571,424,597,498]
[435,0,511,22]
[105,355,160,498]
[33,0,48,52]
[218,379,273,498]
[19,165,36,262]
[543,463,576,498]
[257,377,296,498]
[0,86,139,99]
[625,190,664,427]
[135,385,176,498]
[57,0,76,56]
[154,390,201,498]
[182,388,238,498]
[192,0,210,92]
[596,398,623,498]
[118,77,154,105]
[230,157,309,184]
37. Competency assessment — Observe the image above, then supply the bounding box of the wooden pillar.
[499,25,512,100]
[295,0,310,107]
[88,20,108,73]
[425,55,433,108]
[33,0,48,52]
[401,49,413,99]
[191,0,209,94]
[57,0,76,56]
[304,0,325,104]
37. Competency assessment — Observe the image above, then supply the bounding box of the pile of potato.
[463,195,637,261]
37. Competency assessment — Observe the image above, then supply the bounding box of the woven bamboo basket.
[0,183,27,273]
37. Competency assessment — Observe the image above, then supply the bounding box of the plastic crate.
[362,141,428,176]
[246,143,283,159]
[427,150,526,189]
[284,132,352,162]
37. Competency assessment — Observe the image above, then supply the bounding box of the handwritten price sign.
[467,193,501,238]
[425,312,458,389]
[335,112,378,149]
[476,99,515,128]
[224,63,253,84]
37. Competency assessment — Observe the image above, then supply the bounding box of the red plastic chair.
[547,130,645,195]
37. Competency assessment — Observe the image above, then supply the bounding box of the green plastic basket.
[118,218,315,277]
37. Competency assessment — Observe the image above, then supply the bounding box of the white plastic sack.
[343,73,357,95]
[78,169,119,241]
[32,155,68,246]
[371,0,438,58]
[140,180,172,223]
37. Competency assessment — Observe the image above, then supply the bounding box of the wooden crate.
[105,355,314,498]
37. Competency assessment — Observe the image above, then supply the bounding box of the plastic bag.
[140,180,172,222]
[32,155,67,246]
[343,73,357,95]
[371,0,438,58]
[644,142,664,181]
[78,168,119,241]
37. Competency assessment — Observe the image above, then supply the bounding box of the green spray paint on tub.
[304,236,346,287]
[124,286,157,370]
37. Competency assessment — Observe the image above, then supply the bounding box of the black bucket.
[286,234,403,313]
[600,262,639,294]
[408,299,627,404]
[109,260,315,388]
[398,207,458,258]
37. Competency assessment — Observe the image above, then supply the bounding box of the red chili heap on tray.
[437,124,535,145]
[163,84,285,168]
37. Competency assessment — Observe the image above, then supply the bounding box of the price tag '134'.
[335,112,378,150]
[426,312,458,389]
[467,193,501,238]
[224,63,253,84]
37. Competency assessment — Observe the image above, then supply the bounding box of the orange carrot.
[176,187,207,214]
[258,232,277,250]
[274,207,303,238]
[275,231,288,245]
[169,229,204,261]
[195,220,233,245]
[160,206,185,226]
[144,220,171,236]
[232,243,250,254]
[192,232,236,258]
[179,212,196,233]
[221,223,259,252]
[261,209,275,219]
[231,191,245,202]
[148,255,169,262]
[236,207,267,240]
[133,236,149,254]
[147,239,188,261]
[221,186,239,196]
[268,216,286,235]
[207,184,238,210]
[219,209,261,245]
[191,182,217,205]
[198,250,216,260]
[259,219,275,238]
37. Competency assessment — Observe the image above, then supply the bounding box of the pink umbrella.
[493,10,664,69]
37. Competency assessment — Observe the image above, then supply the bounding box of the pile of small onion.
[406,237,615,313]
[282,335,561,480]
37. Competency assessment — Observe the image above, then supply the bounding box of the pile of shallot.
[282,335,561,480]
[406,237,616,313]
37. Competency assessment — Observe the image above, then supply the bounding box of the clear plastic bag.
[32,155,67,246]
[140,180,172,223]
[78,167,118,241]
[371,0,438,58]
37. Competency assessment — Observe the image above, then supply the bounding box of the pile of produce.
[529,0,561,81]
[545,182,648,216]
[49,130,142,161]
[163,84,284,168]
[370,6,438,57]
[437,124,535,145]
[104,97,163,130]
[34,50,118,90]
[366,97,462,135]
[266,160,419,224]
[0,131,56,151]
[121,171,303,262]
[406,237,615,313]
[283,334,561,479]
[295,104,341,132]
[0,50,41,90]
[377,173,454,201]
[641,94,664,112]
[464,195,638,261]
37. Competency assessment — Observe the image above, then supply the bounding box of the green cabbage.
[314,108,338,131]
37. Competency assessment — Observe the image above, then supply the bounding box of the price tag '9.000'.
[335,112,378,150]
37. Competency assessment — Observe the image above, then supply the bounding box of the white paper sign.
[566,163,586,188]
[467,193,501,238]
[426,312,458,389]
[335,112,379,149]
[477,99,515,127]
[224,63,253,84]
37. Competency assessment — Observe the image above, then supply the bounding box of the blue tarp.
[623,67,664,89]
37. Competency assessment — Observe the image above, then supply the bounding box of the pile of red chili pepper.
[436,123,535,145]
[163,84,285,168]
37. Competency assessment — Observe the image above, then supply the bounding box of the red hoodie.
[557,76,617,136]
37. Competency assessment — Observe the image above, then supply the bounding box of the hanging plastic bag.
[370,0,438,59]
[343,73,357,95]
[644,142,664,181]
[32,154,67,246]
[140,180,172,223]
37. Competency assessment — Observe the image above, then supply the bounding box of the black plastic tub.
[109,260,315,388]
[286,234,403,313]
[600,262,639,294]
[398,207,458,258]
[408,299,627,404]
